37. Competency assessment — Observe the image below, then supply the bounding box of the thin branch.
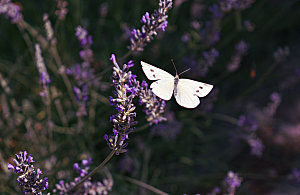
[123,176,170,195]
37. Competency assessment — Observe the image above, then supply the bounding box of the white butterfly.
[141,61,213,108]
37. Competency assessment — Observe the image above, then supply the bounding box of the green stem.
[235,11,242,31]
[210,113,239,125]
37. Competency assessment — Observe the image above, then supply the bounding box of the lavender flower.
[35,44,51,98]
[273,46,290,63]
[130,0,173,52]
[288,168,300,183]
[73,85,88,117]
[53,158,113,194]
[8,151,48,195]
[0,73,11,94]
[199,4,222,46]
[43,14,55,45]
[150,112,182,141]
[0,0,23,23]
[209,3,223,19]
[139,80,166,125]
[247,136,264,157]
[104,54,139,154]
[55,0,68,20]
[119,154,136,173]
[264,92,281,117]
[238,115,258,132]
[206,187,221,195]
[227,40,249,72]
[75,26,94,64]
[66,26,97,116]
[220,0,255,12]
[244,20,255,32]
[223,171,242,195]
[198,48,219,77]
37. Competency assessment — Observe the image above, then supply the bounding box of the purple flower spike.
[35,44,51,98]
[130,0,173,52]
[8,151,48,194]
[67,26,97,117]
[105,54,140,154]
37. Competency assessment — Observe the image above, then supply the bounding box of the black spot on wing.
[150,69,154,72]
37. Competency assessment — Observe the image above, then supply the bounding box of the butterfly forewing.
[141,61,174,80]
[150,79,174,100]
[178,79,213,97]
[174,80,200,108]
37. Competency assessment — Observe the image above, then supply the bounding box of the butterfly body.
[173,75,179,97]
[141,61,213,108]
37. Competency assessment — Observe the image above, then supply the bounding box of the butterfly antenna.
[179,68,191,76]
[171,59,178,75]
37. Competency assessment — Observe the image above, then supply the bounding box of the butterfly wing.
[174,81,200,108]
[178,79,213,97]
[150,79,174,100]
[141,61,174,80]
[174,79,213,108]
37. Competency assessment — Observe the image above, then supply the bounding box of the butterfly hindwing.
[174,80,200,108]
[178,79,213,97]
[150,79,174,100]
[141,61,174,80]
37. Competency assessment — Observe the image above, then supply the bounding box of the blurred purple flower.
[8,151,48,195]
[130,0,173,52]
[55,0,68,20]
[43,14,54,43]
[244,20,255,32]
[220,0,255,12]
[223,171,242,195]
[67,26,97,116]
[264,92,281,117]
[0,0,23,23]
[227,40,249,72]
[200,21,221,46]
[273,46,289,62]
[247,136,264,157]
[119,154,137,173]
[199,48,219,77]
[209,3,223,18]
[150,112,182,141]
[35,44,51,98]
[289,168,300,183]
[238,115,258,132]
[206,186,221,195]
